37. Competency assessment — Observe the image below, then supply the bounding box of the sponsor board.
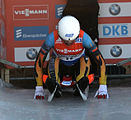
[0,36,2,57]
[13,5,49,20]
[0,0,1,9]
[1,0,5,17]
[0,36,6,59]
[0,19,5,38]
[99,23,131,38]
[99,44,131,59]
[14,26,49,41]
[14,47,50,62]
[55,4,65,19]
[99,2,131,17]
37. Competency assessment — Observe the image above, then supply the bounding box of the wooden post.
[1,68,10,83]
[5,69,10,83]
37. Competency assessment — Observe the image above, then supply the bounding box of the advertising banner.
[98,0,131,64]
[99,44,131,59]
[99,2,131,17]
[14,26,49,41]
[14,47,50,62]
[13,5,49,21]
[0,0,131,68]
[99,23,131,38]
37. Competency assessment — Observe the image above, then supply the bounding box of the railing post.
[0,68,10,83]
[5,69,10,83]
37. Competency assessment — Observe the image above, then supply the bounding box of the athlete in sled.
[34,16,109,101]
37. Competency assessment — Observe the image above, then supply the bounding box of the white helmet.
[58,16,80,41]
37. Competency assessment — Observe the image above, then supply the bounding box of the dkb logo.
[103,24,128,37]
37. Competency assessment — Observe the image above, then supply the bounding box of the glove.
[34,86,45,100]
[94,85,109,99]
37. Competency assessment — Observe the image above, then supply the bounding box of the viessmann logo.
[13,5,49,20]
[56,48,82,54]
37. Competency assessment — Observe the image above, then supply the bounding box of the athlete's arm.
[34,32,55,86]
[83,32,107,85]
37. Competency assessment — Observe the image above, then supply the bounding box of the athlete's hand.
[94,85,109,99]
[34,86,45,100]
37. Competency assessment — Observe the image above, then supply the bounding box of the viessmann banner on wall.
[12,2,66,64]
[0,0,67,67]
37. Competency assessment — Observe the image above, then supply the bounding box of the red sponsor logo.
[13,5,49,20]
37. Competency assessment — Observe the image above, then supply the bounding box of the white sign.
[99,23,131,38]
[99,44,131,59]
[99,2,131,17]
[15,47,50,62]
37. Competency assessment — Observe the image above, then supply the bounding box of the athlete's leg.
[44,57,62,97]
[74,56,91,95]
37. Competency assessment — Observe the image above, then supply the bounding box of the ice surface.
[0,87,131,120]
